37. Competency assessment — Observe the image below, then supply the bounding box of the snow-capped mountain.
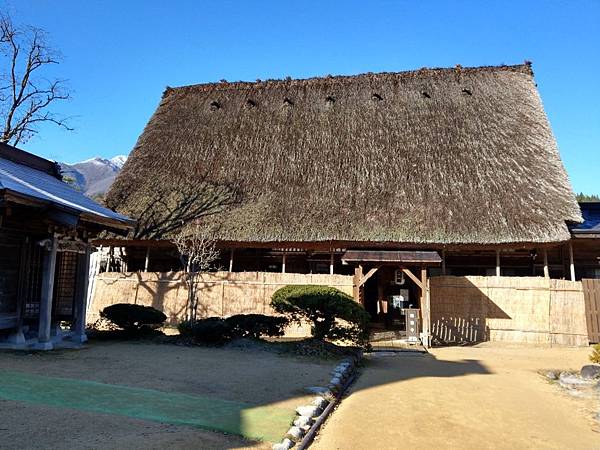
[60,155,127,197]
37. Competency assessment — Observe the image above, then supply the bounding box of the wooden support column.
[569,241,576,281]
[420,267,431,348]
[121,247,128,272]
[441,249,446,276]
[228,249,234,273]
[496,249,501,277]
[543,249,549,279]
[144,246,151,272]
[36,236,58,350]
[71,243,91,343]
[282,252,287,273]
[353,265,363,304]
[329,251,334,275]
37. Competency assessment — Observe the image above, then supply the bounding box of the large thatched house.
[98,62,597,344]
[0,143,133,349]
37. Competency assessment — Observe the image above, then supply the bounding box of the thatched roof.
[107,63,581,245]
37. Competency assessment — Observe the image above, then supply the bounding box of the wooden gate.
[582,279,600,343]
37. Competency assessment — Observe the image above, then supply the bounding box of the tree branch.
[0,14,72,145]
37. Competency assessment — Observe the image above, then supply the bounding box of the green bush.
[271,285,370,347]
[100,303,166,332]
[180,317,233,345]
[226,314,289,339]
[179,314,289,344]
[177,319,194,338]
[590,343,600,364]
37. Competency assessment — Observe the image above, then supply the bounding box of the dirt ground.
[313,344,600,450]
[0,340,336,450]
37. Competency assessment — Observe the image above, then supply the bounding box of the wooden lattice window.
[52,251,79,319]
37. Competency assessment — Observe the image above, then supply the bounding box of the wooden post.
[71,243,90,343]
[282,252,287,273]
[329,251,334,275]
[144,246,150,272]
[441,249,446,276]
[543,249,549,279]
[121,247,128,272]
[221,281,226,316]
[420,267,430,348]
[353,265,363,303]
[569,241,576,281]
[496,249,501,277]
[228,249,234,273]
[36,236,58,350]
[377,279,385,319]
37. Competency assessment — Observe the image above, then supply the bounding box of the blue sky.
[4,0,599,193]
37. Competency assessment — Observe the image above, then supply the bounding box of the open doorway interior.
[363,266,421,336]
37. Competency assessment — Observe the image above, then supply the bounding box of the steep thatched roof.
[107,63,581,245]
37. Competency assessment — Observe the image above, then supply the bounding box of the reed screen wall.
[88,271,353,336]
[430,276,588,346]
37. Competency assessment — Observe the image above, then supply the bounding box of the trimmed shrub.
[100,303,166,332]
[177,319,194,338]
[179,314,289,344]
[271,285,370,347]
[180,317,233,345]
[590,343,600,364]
[226,314,289,339]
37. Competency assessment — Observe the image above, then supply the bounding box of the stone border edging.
[272,350,363,450]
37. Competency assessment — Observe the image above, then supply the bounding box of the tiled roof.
[0,155,133,228]
[570,203,600,234]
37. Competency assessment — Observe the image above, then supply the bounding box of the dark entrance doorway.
[341,250,442,347]
[364,266,420,328]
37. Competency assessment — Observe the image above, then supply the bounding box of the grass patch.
[0,370,294,442]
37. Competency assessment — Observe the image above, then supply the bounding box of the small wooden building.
[0,143,133,349]
[569,202,600,278]
[99,63,588,343]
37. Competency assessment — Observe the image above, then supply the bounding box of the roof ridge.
[164,62,533,96]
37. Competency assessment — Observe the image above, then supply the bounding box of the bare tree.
[173,221,221,324]
[0,14,72,146]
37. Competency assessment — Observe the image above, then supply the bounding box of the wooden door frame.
[353,264,431,347]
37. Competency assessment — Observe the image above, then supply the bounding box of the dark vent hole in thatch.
[210,101,221,110]
[420,91,431,99]
[462,88,472,96]
[283,97,294,107]
[246,99,257,108]
[372,93,383,101]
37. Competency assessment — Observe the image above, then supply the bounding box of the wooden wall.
[0,230,21,316]
[430,276,588,346]
[573,239,600,279]
[88,271,354,336]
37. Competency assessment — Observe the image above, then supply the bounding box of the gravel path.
[312,344,599,450]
